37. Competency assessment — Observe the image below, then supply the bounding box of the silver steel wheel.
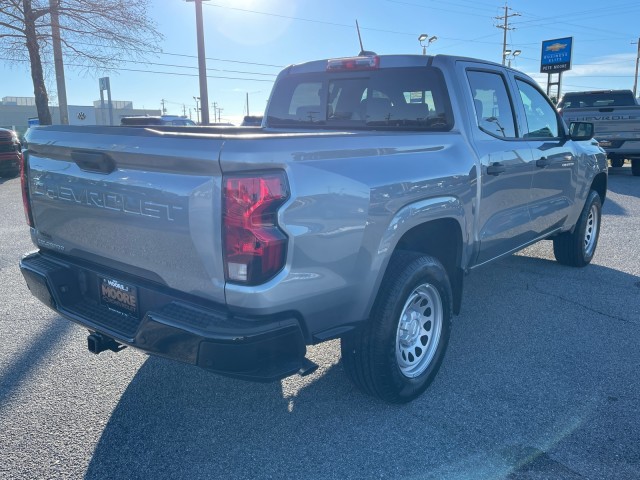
[395,283,443,378]
[584,203,599,256]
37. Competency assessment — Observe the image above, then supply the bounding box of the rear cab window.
[558,91,637,109]
[266,65,454,131]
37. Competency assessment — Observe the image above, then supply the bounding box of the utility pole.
[633,37,640,98]
[193,96,200,123]
[246,92,250,116]
[161,99,167,115]
[49,0,68,124]
[213,101,223,122]
[495,3,520,65]
[187,0,210,124]
[212,102,223,122]
[182,104,187,116]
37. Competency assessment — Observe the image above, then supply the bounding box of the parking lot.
[1,167,639,479]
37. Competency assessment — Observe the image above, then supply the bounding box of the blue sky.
[2,0,639,124]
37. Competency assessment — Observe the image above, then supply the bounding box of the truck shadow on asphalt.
[84,251,640,480]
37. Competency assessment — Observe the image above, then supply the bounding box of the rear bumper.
[598,140,640,158]
[20,252,308,382]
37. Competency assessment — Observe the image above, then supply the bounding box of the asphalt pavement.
[1,166,639,479]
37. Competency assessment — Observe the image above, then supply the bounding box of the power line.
[384,0,496,19]
[204,2,418,37]
[514,2,640,27]
[113,58,277,77]
[0,57,275,82]
[70,41,285,69]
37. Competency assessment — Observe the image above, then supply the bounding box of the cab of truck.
[0,127,21,177]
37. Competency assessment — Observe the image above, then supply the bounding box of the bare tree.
[0,0,163,124]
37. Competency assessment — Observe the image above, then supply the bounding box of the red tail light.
[223,172,289,285]
[20,151,34,227]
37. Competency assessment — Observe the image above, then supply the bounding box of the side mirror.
[568,121,594,141]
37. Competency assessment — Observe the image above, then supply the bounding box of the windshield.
[266,66,453,131]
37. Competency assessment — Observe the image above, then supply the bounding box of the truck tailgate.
[561,107,640,141]
[25,126,227,303]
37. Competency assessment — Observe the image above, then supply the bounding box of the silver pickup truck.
[19,53,607,403]
[558,89,640,175]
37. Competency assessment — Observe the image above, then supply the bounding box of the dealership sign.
[540,37,573,73]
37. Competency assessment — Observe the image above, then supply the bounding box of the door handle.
[536,157,550,168]
[486,162,506,175]
[71,150,116,174]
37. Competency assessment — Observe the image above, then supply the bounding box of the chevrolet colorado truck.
[19,54,607,403]
[558,89,640,175]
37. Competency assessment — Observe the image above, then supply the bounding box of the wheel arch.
[368,197,467,319]
[590,171,607,205]
[394,218,464,315]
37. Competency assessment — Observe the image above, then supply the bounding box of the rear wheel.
[341,252,452,403]
[632,159,640,176]
[553,190,602,267]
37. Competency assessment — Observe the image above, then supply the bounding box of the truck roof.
[562,90,634,96]
[283,54,505,75]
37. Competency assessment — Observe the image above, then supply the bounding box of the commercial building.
[0,96,160,138]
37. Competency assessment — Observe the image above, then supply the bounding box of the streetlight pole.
[418,34,438,55]
[504,49,521,68]
[187,0,210,124]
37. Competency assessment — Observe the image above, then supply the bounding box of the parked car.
[20,53,606,403]
[0,127,22,177]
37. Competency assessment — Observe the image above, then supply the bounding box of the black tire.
[632,159,640,177]
[610,157,624,168]
[341,252,452,403]
[553,190,602,267]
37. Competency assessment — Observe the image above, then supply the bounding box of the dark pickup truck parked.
[558,89,640,175]
[19,53,607,403]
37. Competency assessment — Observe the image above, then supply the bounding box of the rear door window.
[466,70,517,139]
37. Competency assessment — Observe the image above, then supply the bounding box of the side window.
[289,82,323,121]
[516,79,560,138]
[467,70,517,138]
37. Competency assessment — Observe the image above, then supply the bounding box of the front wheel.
[341,252,452,403]
[553,190,602,267]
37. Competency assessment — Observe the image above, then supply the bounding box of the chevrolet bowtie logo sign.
[545,43,568,52]
[540,37,573,73]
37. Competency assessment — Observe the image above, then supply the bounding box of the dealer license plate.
[99,276,139,317]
